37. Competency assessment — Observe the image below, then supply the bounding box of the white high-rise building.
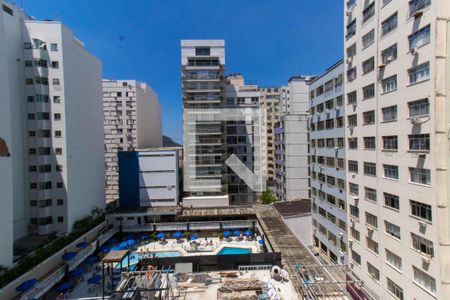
[308,61,346,264]
[274,76,313,202]
[344,0,450,298]
[0,0,105,267]
[103,80,162,204]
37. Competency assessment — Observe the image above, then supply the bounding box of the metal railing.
[122,220,254,232]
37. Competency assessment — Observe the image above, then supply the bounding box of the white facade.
[309,61,346,264]
[0,0,105,266]
[137,149,179,207]
[344,0,450,299]
[103,80,162,204]
[274,76,313,202]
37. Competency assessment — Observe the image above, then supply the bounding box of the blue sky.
[22,0,343,143]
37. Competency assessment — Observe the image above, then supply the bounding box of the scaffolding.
[294,263,376,300]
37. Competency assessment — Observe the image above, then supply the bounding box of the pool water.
[116,251,181,269]
[218,247,251,255]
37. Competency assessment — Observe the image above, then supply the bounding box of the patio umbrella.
[56,281,72,293]
[76,241,89,248]
[87,274,102,284]
[16,278,38,292]
[258,239,264,245]
[189,234,198,240]
[126,239,136,246]
[140,233,150,240]
[223,230,231,237]
[85,255,98,265]
[118,241,128,248]
[61,252,77,261]
[233,230,241,236]
[172,231,183,238]
[70,267,85,278]
[244,230,252,236]
[156,232,166,239]
[100,245,110,253]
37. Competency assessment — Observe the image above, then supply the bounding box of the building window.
[382,75,397,93]
[362,84,375,100]
[364,187,377,202]
[348,137,358,149]
[28,113,35,120]
[2,3,13,15]
[409,24,431,50]
[363,110,375,125]
[384,192,400,210]
[387,278,403,300]
[382,105,397,122]
[26,78,33,85]
[28,131,36,137]
[50,43,58,51]
[412,233,434,257]
[55,148,63,155]
[346,19,357,39]
[57,216,64,223]
[29,148,36,155]
[409,134,430,151]
[367,263,380,281]
[52,61,59,68]
[347,43,357,58]
[351,227,360,241]
[410,200,432,222]
[54,113,61,121]
[382,136,398,151]
[350,205,359,218]
[386,249,402,270]
[53,96,61,103]
[57,199,64,205]
[365,212,378,228]
[27,96,35,102]
[413,267,436,294]
[56,165,63,172]
[385,221,401,239]
[381,44,397,64]
[408,62,430,84]
[409,167,431,185]
[30,183,38,189]
[29,165,37,172]
[362,2,375,23]
[56,182,63,188]
[364,162,376,176]
[348,160,358,173]
[25,60,33,67]
[336,117,344,127]
[351,250,361,265]
[347,91,357,105]
[381,12,398,36]
[363,137,375,149]
[383,164,399,179]
[30,200,38,207]
[347,67,357,81]
[362,29,375,48]
[366,237,379,254]
[408,98,429,117]
[195,47,210,56]
[52,78,60,85]
[349,183,359,195]
[362,57,374,74]
[55,130,62,138]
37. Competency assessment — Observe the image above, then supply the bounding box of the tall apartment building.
[308,61,346,264]
[274,76,313,202]
[225,74,265,204]
[0,1,105,266]
[259,87,285,188]
[103,80,162,204]
[181,40,229,207]
[344,0,450,298]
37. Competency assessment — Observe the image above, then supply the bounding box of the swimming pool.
[116,251,181,269]
[218,247,251,255]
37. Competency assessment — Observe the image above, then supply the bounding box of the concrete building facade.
[344,0,450,298]
[0,0,105,266]
[118,148,181,208]
[308,61,346,264]
[274,76,313,202]
[103,80,162,204]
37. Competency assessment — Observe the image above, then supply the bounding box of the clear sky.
[22,0,343,143]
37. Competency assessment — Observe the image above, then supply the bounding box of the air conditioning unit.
[410,46,419,55]
[386,56,395,63]
[367,227,373,234]
[346,11,352,16]
[350,218,355,224]
[325,109,330,114]
[422,254,432,264]
[410,117,421,124]
[346,57,353,64]
[350,262,354,269]
[334,147,339,151]
[378,64,386,69]
[352,102,357,108]
[339,232,344,237]
[414,9,424,19]
[335,106,340,111]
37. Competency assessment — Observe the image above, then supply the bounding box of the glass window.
[363,110,375,125]
[412,233,434,257]
[367,263,380,281]
[50,43,58,51]
[387,278,404,300]
[382,105,397,122]
[409,134,430,151]
[347,91,357,105]
[413,267,436,294]
[383,164,399,179]
[382,136,398,151]
[364,136,376,149]
[348,137,358,149]
[409,24,431,50]
[362,29,375,48]
[382,75,397,93]
[362,2,375,23]
[349,183,359,195]
[364,187,377,202]
[366,237,379,254]
[195,47,210,56]
[362,57,374,74]
[409,167,431,185]
[385,221,401,239]
[409,99,429,117]
[351,250,361,265]
[386,249,402,270]
[347,67,357,81]
[381,12,398,36]
[409,62,430,84]
[346,19,357,39]
[348,114,357,127]
[381,44,397,64]
[362,84,375,99]
[365,212,378,228]
[410,200,432,222]
[384,192,400,210]
[364,162,376,176]
[348,160,358,173]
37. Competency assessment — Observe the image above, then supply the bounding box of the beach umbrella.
[244,230,252,236]
[87,274,102,284]
[233,230,241,236]
[140,233,150,240]
[56,281,72,293]
[70,267,85,278]
[223,230,231,237]
[172,231,183,238]
[118,241,128,248]
[126,239,136,246]
[61,252,77,261]
[189,234,198,240]
[16,278,38,292]
[85,255,98,265]
[76,241,89,248]
[100,245,110,253]
[258,239,264,245]
[156,232,166,239]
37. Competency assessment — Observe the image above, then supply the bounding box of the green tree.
[261,190,278,204]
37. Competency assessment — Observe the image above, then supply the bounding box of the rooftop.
[102,250,130,263]
[272,199,311,217]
